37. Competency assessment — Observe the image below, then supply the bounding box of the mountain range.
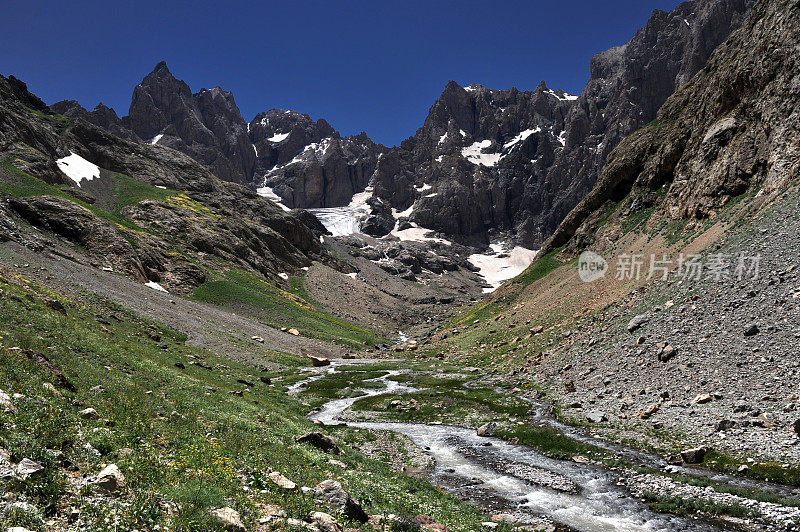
[47,0,753,250]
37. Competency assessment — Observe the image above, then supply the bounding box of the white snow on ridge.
[415,183,432,192]
[544,89,579,101]
[56,152,100,186]
[438,132,448,145]
[267,132,290,143]
[462,139,501,167]
[503,127,541,149]
[468,244,539,293]
[150,134,164,145]
[257,186,291,212]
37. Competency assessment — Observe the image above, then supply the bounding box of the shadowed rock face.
[371,0,754,247]
[249,110,383,209]
[126,61,256,185]
[543,0,800,255]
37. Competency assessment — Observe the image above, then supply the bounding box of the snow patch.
[544,89,579,101]
[150,134,164,145]
[145,281,167,293]
[346,272,358,279]
[56,152,100,186]
[155,185,167,189]
[503,127,541,150]
[267,132,290,143]
[391,224,451,245]
[278,272,289,280]
[461,139,501,167]
[415,183,432,192]
[307,186,373,237]
[257,186,291,212]
[468,244,539,293]
[438,132,448,145]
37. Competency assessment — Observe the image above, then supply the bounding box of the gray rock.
[314,479,368,523]
[209,507,246,532]
[16,458,44,480]
[586,411,608,423]
[627,314,649,333]
[93,464,126,495]
[477,422,498,437]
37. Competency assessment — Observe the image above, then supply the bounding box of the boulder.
[16,458,45,480]
[0,388,16,414]
[210,507,246,532]
[476,422,497,437]
[627,314,649,333]
[680,447,708,464]
[585,411,608,423]
[268,471,297,491]
[296,432,342,455]
[307,355,331,367]
[94,464,126,494]
[311,511,343,532]
[314,479,368,523]
[79,407,100,419]
[743,323,760,336]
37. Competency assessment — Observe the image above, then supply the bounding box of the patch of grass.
[194,270,387,348]
[640,491,756,519]
[703,450,800,488]
[110,172,176,214]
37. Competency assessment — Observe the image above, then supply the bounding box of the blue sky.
[1,0,682,146]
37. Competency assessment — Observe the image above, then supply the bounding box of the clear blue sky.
[1,0,682,146]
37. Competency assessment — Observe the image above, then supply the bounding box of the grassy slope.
[0,157,386,350]
[0,271,496,531]
[193,269,387,349]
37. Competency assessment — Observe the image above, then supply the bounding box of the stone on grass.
[314,479,368,522]
[268,471,297,490]
[296,432,341,455]
[311,511,342,532]
[210,507,246,531]
[80,407,100,420]
[0,388,17,414]
[16,458,45,480]
[94,464,126,495]
[680,447,708,464]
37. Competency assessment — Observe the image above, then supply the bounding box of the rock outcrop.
[543,0,798,254]
[371,0,753,247]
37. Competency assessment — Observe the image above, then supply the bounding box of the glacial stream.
[295,362,737,531]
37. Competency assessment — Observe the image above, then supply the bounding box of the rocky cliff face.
[543,0,799,255]
[250,110,383,208]
[51,62,383,207]
[372,0,753,248]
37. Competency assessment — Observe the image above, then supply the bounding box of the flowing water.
[295,363,738,531]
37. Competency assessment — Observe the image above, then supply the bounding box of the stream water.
[296,362,741,531]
